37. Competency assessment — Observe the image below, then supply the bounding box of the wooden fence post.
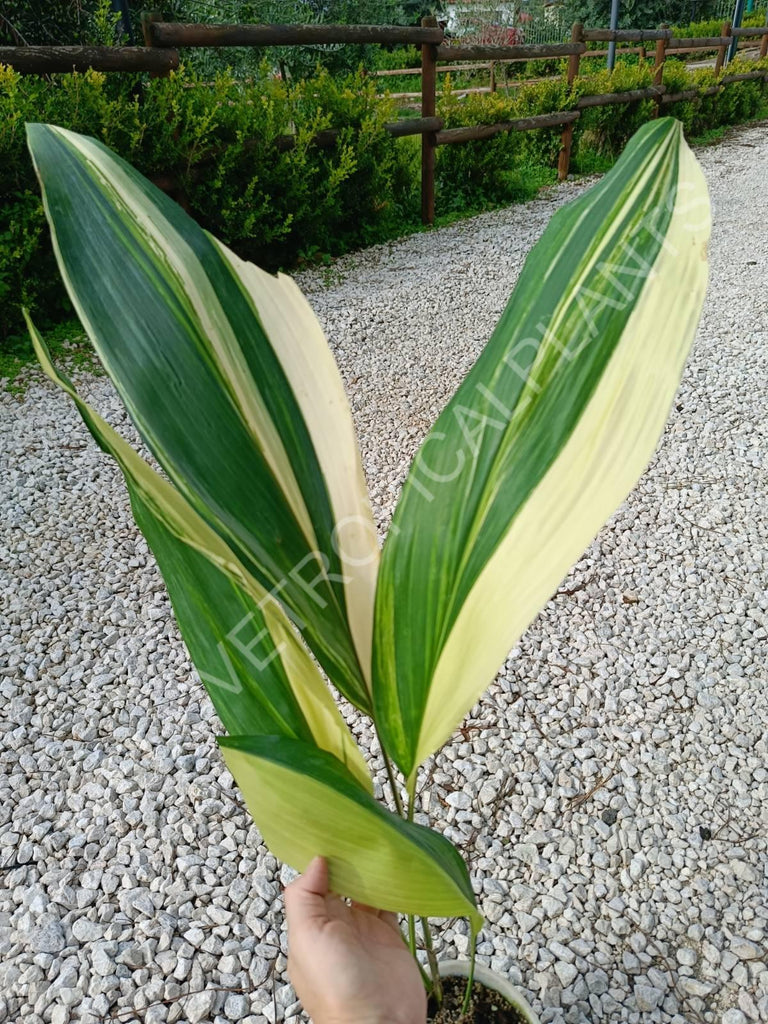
[557,22,582,182]
[715,22,731,74]
[762,20,768,59]
[490,61,496,92]
[421,15,439,225]
[141,9,170,78]
[652,25,668,117]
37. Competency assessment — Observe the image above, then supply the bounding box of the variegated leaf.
[26,123,378,712]
[373,118,711,779]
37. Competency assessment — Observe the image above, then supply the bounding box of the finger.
[284,856,330,930]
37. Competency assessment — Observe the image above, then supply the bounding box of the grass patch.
[1,318,99,397]
[690,100,768,147]
[571,146,615,176]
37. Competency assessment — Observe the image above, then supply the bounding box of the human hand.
[284,856,427,1024]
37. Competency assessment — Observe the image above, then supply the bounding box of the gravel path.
[2,120,767,1024]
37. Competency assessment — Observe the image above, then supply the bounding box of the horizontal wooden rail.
[660,88,699,102]
[661,85,721,102]
[0,44,179,73]
[720,69,768,83]
[148,22,443,47]
[435,42,585,62]
[584,46,647,58]
[582,26,766,44]
[435,110,579,145]
[385,116,444,137]
[370,62,492,77]
[666,44,724,54]
[576,84,665,107]
[731,26,768,37]
[668,36,731,48]
[583,28,669,41]
[665,39,764,54]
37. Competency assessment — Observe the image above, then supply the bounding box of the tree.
[560,0,724,29]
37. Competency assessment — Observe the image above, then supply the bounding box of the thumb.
[284,856,329,930]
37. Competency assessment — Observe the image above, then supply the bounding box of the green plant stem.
[461,929,478,1016]
[406,772,417,820]
[406,773,417,959]
[375,734,424,968]
[408,914,417,957]
[422,916,443,1006]
[378,736,404,817]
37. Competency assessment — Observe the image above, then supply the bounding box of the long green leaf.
[28,316,370,791]
[373,118,711,778]
[219,734,481,929]
[26,122,379,712]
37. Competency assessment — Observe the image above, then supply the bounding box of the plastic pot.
[437,959,541,1024]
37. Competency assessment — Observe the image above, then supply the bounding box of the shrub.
[435,75,569,210]
[670,12,766,39]
[571,63,657,167]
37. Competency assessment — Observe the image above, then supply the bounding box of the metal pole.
[110,0,134,44]
[420,15,438,226]
[728,0,746,61]
[607,0,620,69]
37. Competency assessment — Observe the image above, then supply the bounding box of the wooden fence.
[3,16,768,225]
[366,37,765,103]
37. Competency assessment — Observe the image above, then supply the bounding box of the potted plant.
[24,116,709,1022]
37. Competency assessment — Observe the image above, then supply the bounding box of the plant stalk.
[408,914,417,957]
[460,929,478,1016]
[377,731,404,817]
[421,917,443,1006]
[406,773,417,956]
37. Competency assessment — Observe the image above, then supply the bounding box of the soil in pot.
[427,976,530,1024]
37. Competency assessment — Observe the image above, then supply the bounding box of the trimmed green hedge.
[434,58,768,203]
[669,11,766,39]
[2,56,767,341]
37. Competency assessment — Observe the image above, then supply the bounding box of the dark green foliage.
[570,63,657,166]
[571,58,768,168]
[562,0,743,31]
[0,0,131,46]
[434,57,768,206]
[149,1,436,80]
[670,12,767,38]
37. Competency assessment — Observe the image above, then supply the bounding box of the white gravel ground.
[2,120,767,1024]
